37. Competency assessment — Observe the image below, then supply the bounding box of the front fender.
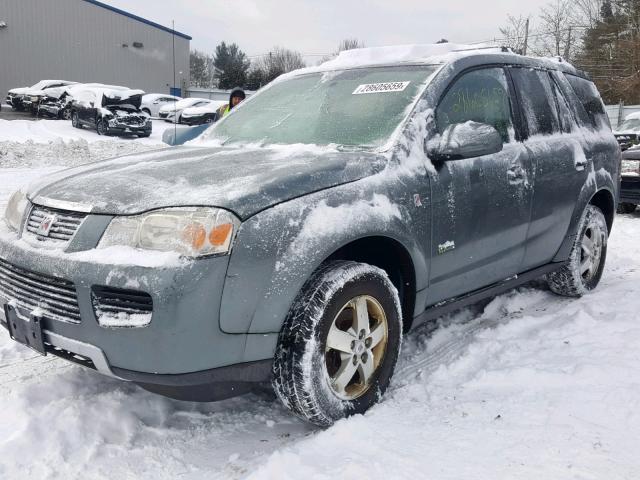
[219,181,427,334]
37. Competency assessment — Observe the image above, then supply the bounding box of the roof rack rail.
[451,45,514,54]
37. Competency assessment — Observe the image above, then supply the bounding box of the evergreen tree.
[214,42,250,90]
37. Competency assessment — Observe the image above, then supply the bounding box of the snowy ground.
[0,124,639,479]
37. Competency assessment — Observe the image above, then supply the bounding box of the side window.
[550,75,575,133]
[510,68,560,137]
[436,68,514,143]
[563,74,610,130]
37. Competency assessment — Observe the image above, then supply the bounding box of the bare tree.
[337,38,366,52]
[537,0,573,57]
[321,38,366,63]
[573,0,604,28]
[499,14,531,53]
[257,47,306,83]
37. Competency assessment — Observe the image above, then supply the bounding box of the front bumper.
[106,123,151,135]
[620,174,640,205]
[0,221,277,396]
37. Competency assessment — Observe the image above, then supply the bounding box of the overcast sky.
[105,0,552,63]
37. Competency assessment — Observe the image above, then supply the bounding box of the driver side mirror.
[426,121,503,161]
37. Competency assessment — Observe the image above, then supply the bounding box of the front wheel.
[96,118,108,136]
[547,204,608,297]
[272,261,402,427]
[71,112,81,129]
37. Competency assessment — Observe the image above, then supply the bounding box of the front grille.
[0,258,81,323]
[25,205,87,244]
[92,286,153,327]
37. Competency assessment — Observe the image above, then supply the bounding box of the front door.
[426,67,535,304]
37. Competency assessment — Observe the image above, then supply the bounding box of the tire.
[61,108,72,121]
[272,260,402,427]
[71,112,81,129]
[547,204,608,297]
[137,132,151,138]
[617,202,637,214]
[96,118,108,136]
[142,108,151,117]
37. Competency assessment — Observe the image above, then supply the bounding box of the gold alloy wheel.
[580,216,605,282]
[324,295,389,400]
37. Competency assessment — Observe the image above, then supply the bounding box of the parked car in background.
[6,80,75,111]
[0,45,620,426]
[70,87,151,137]
[614,112,640,151]
[619,146,640,213]
[40,83,129,120]
[180,100,227,125]
[140,94,181,117]
[158,97,210,123]
[23,81,77,114]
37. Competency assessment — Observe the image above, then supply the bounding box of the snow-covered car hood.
[182,102,225,116]
[26,146,387,219]
[8,87,29,95]
[614,129,640,135]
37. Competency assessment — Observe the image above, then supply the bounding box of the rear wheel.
[61,108,72,121]
[272,261,402,427]
[547,204,608,297]
[617,202,637,214]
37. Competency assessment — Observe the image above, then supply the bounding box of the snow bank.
[0,119,170,145]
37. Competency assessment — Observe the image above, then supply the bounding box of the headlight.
[4,190,29,231]
[621,159,640,175]
[98,208,240,257]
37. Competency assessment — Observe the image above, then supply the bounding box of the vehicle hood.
[27,146,387,219]
[102,92,142,109]
[182,105,217,116]
[8,87,29,95]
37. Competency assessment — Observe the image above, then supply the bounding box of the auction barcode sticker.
[352,82,410,95]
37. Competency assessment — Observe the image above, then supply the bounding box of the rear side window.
[436,68,514,143]
[550,77,575,133]
[510,68,560,137]
[563,74,609,130]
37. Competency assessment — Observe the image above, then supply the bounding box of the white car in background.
[614,111,640,150]
[180,100,227,125]
[140,94,182,117]
[6,80,76,111]
[158,97,211,123]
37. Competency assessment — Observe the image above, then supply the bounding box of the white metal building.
[0,0,191,99]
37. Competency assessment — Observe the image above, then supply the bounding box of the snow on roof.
[321,43,508,69]
[275,43,514,82]
[624,111,640,120]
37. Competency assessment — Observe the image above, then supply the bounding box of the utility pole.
[523,17,530,56]
[564,26,573,61]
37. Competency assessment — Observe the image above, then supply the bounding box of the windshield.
[29,80,52,90]
[200,65,436,148]
[619,118,640,132]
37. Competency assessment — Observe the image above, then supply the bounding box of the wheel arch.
[326,236,417,332]
[553,187,616,262]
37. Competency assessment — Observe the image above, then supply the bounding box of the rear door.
[427,67,535,303]
[508,68,590,270]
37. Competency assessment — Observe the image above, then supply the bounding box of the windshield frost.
[202,66,436,148]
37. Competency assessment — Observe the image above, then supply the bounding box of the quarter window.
[437,68,514,143]
[564,74,610,130]
[510,68,560,137]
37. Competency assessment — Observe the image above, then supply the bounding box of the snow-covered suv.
[0,44,620,426]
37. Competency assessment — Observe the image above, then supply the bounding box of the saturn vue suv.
[0,45,620,426]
